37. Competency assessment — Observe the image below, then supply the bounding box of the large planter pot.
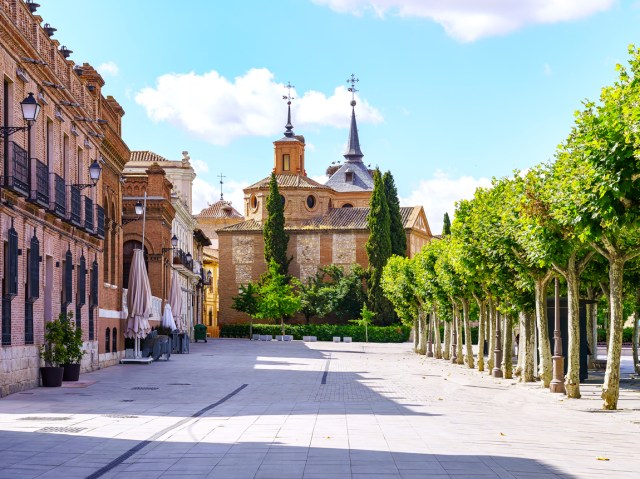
[62,363,81,381]
[40,367,64,387]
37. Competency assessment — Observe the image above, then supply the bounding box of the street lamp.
[134,200,144,216]
[73,159,102,190]
[185,252,192,263]
[550,277,566,393]
[162,234,178,253]
[121,199,144,226]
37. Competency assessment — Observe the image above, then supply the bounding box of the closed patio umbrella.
[125,249,152,357]
[169,269,183,331]
[162,303,177,331]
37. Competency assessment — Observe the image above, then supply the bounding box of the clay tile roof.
[218,219,263,232]
[196,200,243,219]
[246,174,331,191]
[218,206,419,233]
[130,150,170,163]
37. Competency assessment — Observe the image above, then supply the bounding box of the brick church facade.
[217,96,432,325]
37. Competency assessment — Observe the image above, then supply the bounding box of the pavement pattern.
[0,339,638,479]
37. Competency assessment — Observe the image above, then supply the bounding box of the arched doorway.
[122,240,148,289]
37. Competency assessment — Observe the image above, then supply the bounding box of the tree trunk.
[281,317,285,337]
[461,298,474,368]
[602,255,625,410]
[433,310,442,359]
[502,314,513,379]
[555,254,582,399]
[443,319,450,360]
[474,295,485,372]
[418,310,426,355]
[413,318,419,353]
[515,312,525,377]
[633,290,640,375]
[455,303,464,365]
[534,276,553,387]
[523,310,535,382]
[487,299,495,373]
[586,287,596,369]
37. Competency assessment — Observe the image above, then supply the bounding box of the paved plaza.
[0,340,638,479]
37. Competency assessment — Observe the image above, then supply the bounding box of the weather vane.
[218,172,226,201]
[282,81,295,104]
[347,73,359,103]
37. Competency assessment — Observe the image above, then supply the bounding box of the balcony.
[69,186,82,227]
[4,141,29,197]
[84,196,94,233]
[51,173,66,217]
[95,204,105,239]
[33,159,49,208]
[172,249,194,271]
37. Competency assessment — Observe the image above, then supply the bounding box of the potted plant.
[61,312,85,381]
[40,315,67,387]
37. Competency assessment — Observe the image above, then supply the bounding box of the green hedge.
[220,323,411,343]
[597,328,635,343]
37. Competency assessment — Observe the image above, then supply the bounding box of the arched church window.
[342,203,353,208]
[283,154,290,171]
[280,194,286,208]
[250,195,258,210]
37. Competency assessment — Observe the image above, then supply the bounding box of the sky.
[36,0,640,234]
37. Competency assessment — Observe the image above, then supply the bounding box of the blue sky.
[36,0,640,233]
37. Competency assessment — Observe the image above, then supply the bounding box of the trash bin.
[194,324,207,343]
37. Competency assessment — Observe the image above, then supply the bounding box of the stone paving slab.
[0,339,638,478]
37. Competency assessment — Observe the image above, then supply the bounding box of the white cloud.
[543,63,553,76]
[400,170,491,234]
[192,159,209,174]
[135,68,382,145]
[97,61,119,77]
[311,174,329,184]
[192,177,248,217]
[312,0,613,42]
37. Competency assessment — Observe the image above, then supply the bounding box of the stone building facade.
[0,1,127,394]
[126,151,201,336]
[217,100,432,325]
[196,198,243,335]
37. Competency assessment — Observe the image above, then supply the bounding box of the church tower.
[273,82,306,175]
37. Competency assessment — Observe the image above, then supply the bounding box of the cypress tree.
[263,173,289,275]
[383,171,407,257]
[366,169,395,324]
[442,212,451,236]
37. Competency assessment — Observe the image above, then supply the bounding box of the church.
[216,88,432,324]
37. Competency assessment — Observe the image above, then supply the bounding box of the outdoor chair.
[140,331,158,358]
[152,335,171,361]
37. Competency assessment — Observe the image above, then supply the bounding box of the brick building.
[0,1,127,394]
[217,99,432,325]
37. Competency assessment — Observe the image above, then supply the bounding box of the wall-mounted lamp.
[71,159,102,191]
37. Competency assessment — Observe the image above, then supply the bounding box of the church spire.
[283,81,295,138]
[344,74,364,162]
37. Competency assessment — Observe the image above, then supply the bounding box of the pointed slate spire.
[344,74,364,163]
[283,81,295,138]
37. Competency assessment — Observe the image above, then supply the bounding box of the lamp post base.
[550,355,565,393]
[492,349,503,378]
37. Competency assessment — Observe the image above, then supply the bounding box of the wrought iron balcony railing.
[69,186,82,226]
[84,195,94,232]
[33,159,49,208]
[52,173,66,217]
[4,141,29,197]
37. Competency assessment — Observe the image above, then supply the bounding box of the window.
[283,154,290,171]
[306,195,316,209]
[250,194,258,210]
[345,171,353,183]
[46,119,53,166]
[280,194,286,208]
[105,327,111,353]
[63,134,69,177]
[342,203,353,208]
[112,328,117,352]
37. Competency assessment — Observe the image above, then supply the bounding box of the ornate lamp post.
[550,277,566,393]
[492,311,503,377]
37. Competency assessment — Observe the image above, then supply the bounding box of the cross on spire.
[282,81,295,138]
[347,74,359,104]
[218,172,226,200]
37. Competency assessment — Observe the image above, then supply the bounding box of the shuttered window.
[62,249,73,309]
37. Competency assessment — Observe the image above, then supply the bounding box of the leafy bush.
[597,327,635,343]
[220,323,410,343]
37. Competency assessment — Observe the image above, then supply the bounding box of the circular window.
[250,195,258,210]
[306,195,316,209]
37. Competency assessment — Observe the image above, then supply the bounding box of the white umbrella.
[169,269,183,331]
[162,304,177,331]
[125,249,152,358]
